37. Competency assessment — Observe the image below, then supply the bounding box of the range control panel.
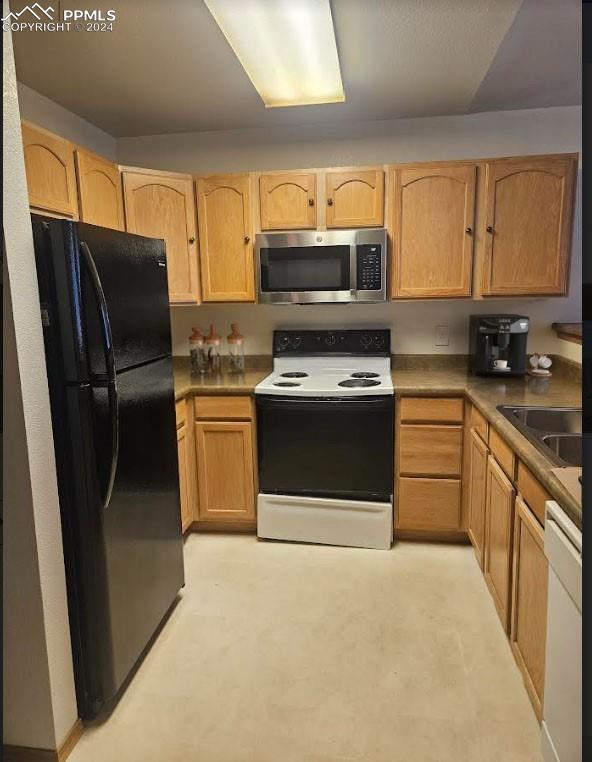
[356,244,383,291]
[273,329,391,357]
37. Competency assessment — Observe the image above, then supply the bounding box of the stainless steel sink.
[540,434,582,467]
[503,407,582,434]
[497,406,582,467]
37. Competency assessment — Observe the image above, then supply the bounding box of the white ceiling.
[12,0,581,138]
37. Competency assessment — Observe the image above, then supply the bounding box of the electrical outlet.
[435,325,449,347]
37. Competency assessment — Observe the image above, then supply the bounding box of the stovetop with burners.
[255,329,394,397]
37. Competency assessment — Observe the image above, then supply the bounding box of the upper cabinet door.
[21,121,78,218]
[481,156,576,296]
[393,164,476,298]
[325,169,384,228]
[197,174,255,302]
[75,149,125,230]
[259,173,316,230]
[122,169,200,305]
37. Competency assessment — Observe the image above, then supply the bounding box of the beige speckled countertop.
[174,358,581,529]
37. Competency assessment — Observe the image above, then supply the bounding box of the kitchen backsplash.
[170,299,580,360]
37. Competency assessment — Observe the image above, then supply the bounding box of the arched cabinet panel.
[481,157,576,295]
[259,173,316,230]
[196,174,254,302]
[325,169,384,228]
[393,164,476,298]
[22,121,78,217]
[122,168,200,304]
[75,149,124,230]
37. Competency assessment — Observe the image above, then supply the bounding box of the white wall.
[17,81,117,160]
[3,14,78,751]
[117,105,582,173]
[116,106,582,359]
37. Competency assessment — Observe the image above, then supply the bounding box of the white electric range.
[255,330,394,550]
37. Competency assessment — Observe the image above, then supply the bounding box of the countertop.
[174,359,582,529]
[174,360,270,399]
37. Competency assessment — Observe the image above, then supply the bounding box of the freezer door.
[92,355,184,705]
[78,222,172,373]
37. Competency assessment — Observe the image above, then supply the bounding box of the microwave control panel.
[356,244,382,290]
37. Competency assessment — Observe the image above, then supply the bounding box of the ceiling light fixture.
[204,0,345,108]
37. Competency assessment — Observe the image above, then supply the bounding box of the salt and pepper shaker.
[206,324,222,374]
[189,327,207,375]
[227,323,245,373]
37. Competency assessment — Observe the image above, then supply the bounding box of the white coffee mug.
[493,359,508,369]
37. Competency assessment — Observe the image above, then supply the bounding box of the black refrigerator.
[31,215,185,719]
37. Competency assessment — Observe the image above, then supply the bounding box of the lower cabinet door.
[484,455,516,631]
[397,477,461,531]
[467,428,489,568]
[194,421,255,521]
[510,495,548,720]
[176,423,192,532]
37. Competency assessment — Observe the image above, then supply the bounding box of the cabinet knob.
[244,236,250,244]
[465,227,472,235]
[327,198,333,206]
[486,225,494,233]
[188,236,195,244]
[308,198,314,207]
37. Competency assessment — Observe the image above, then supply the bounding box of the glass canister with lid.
[206,324,222,374]
[227,323,245,373]
[189,327,207,375]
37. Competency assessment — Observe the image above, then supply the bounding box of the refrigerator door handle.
[80,240,119,508]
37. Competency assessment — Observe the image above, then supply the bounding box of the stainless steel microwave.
[256,229,387,304]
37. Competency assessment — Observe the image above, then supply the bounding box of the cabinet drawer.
[470,405,489,442]
[175,399,186,428]
[194,395,252,421]
[400,397,464,424]
[489,428,515,481]
[398,477,461,530]
[517,462,551,526]
[399,425,463,477]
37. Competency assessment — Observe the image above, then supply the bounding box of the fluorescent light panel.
[204,0,345,108]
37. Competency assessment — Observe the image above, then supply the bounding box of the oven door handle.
[256,395,393,412]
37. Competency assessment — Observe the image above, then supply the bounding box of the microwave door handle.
[349,243,357,294]
[80,240,119,509]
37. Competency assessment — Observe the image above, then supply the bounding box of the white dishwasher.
[541,500,582,762]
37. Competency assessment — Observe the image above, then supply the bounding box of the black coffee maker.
[469,315,529,377]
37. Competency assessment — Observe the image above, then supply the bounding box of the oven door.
[256,395,394,502]
[257,239,353,304]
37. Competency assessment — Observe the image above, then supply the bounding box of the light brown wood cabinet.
[481,155,576,296]
[122,168,200,304]
[177,422,193,533]
[176,399,195,533]
[75,149,124,230]
[259,172,316,230]
[510,495,548,721]
[325,169,384,228]
[396,397,464,534]
[21,121,78,218]
[484,454,516,632]
[196,174,255,302]
[467,427,489,568]
[399,424,463,477]
[194,421,256,522]
[398,477,461,531]
[393,164,476,298]
[399,396,464,424]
